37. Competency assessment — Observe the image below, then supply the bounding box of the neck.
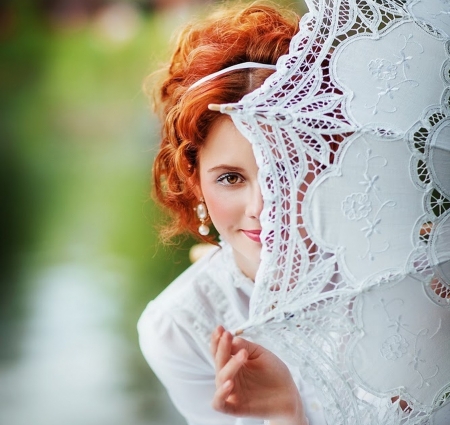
[232,248,259,282]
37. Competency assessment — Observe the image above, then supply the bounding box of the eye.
[217,173,244,185]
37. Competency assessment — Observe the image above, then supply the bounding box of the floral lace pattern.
[217,0,450,424]
[349,276,450,406]
[380,334,410,360]
[342,193,372,221]
[334,22,447,132]
[307,132,420,281]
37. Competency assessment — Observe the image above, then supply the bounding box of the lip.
[241,229,262,243]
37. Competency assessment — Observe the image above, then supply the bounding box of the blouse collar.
[219,242,255,297]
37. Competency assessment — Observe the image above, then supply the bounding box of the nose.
[245,182,263,219]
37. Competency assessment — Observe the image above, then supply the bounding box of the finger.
[230,336,259,357]
[216,348,248,386]
[211,379,235,414]
[215,330,233,371]
[210,325,225,358]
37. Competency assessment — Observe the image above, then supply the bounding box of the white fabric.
[138,243,327,425]
[210,0,450,424]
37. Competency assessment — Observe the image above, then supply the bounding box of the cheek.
[201,187,236,230]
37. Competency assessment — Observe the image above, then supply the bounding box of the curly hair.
[147,1,299,243]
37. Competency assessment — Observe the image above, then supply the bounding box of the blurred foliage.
[0,1,197,325]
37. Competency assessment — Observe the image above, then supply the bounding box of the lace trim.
[214,0,450,423]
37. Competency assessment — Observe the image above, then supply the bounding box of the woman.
[138,2,323,424]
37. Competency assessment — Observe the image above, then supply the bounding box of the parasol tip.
[208,103,235,112]
[208,103,222,111]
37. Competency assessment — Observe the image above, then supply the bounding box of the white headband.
[188,62,277,91]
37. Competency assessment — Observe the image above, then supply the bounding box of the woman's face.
[198,117,263,281]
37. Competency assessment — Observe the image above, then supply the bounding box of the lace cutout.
[216,0,450,423]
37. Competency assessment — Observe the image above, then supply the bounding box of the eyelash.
[216,173,244,186]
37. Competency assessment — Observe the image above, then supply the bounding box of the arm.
[210,326,309,425]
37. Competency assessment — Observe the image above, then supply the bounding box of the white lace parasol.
[216,0,450,423]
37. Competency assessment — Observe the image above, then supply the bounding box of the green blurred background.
[0,0,304,424]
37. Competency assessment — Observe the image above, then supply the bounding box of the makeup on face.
[198,117,263,280]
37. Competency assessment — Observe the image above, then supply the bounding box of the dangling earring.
[195,198,210,236]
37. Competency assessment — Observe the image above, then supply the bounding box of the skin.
[210,326,308,425]
[197,116,263,281]
[195,116,308,425]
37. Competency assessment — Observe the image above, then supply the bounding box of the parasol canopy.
[217,0,450,423]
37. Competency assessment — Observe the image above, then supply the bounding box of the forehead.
[199,116,255,167]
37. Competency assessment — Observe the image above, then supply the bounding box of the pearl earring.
[196,199,210,236]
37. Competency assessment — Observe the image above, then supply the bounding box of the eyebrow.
[207,165,246,173]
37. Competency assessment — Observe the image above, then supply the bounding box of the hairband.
[188,62,277,91]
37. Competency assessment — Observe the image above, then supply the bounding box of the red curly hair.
[148,1,299,243]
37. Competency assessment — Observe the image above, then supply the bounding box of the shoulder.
[146,243,225,312]
[139,244,232,333]
[137,244,250,425]
[138,243,252,370]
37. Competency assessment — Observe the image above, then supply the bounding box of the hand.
[210,326,308,425]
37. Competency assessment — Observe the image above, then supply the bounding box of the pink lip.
[242,230,262,243]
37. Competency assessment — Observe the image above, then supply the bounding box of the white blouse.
[138,242,327,425]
